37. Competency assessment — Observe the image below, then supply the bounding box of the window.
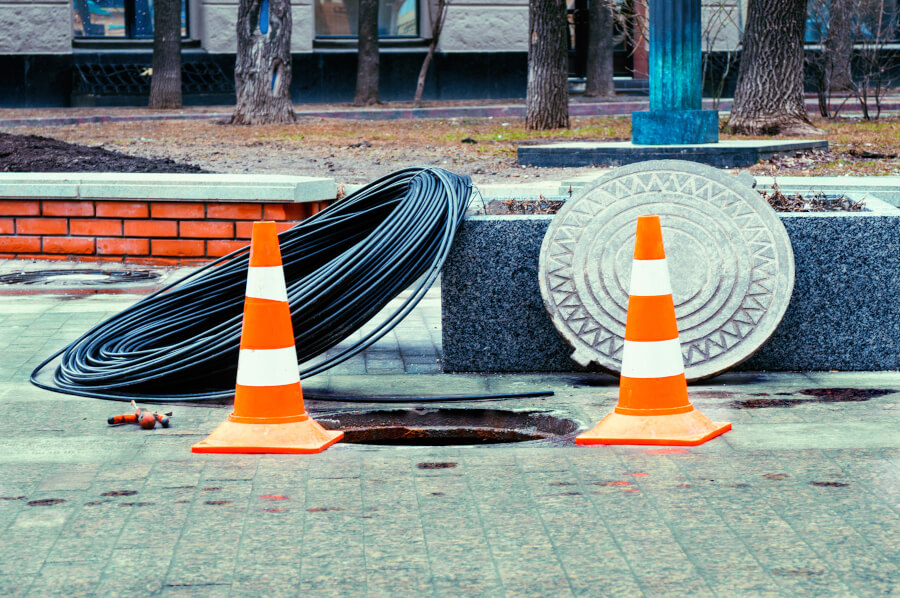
[315,0,418,37]
[806,0,900,43]
[73,0,187,38]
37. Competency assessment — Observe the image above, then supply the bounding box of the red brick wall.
[0,199,330,265]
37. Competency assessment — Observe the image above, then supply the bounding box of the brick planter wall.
[0,198,331,264]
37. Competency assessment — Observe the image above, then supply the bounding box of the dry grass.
[6,113,897,181]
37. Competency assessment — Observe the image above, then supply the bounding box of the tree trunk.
[414,0,448,107]
[230,0,296,125]
[825,0,853,91]
[355,0,380,106]
[726,0,821,136]
[148,0,182,109]
[584,0,615,97]
[526,0,570,129]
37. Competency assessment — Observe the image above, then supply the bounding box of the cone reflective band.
[192,221,343,454]
[576,215,731,446]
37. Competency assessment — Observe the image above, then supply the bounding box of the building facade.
[0,0,895,108]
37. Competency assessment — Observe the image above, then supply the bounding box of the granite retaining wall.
[442,210,900,373]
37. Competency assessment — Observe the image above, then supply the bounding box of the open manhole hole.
[0,269,160,286]
[317,408,579,446]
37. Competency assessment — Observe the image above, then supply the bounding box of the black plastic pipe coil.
[31,167,551,404]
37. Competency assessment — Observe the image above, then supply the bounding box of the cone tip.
[634,215,665,260]
[249,221,282,267]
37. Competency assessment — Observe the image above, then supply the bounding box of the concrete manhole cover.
[0,269,159,286]
[539,160,795,381]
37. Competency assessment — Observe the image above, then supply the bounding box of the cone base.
[192,417,343,454]
[576,409,731,446]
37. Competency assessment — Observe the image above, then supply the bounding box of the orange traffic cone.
[192,221,343,454]
[576,215,731,446]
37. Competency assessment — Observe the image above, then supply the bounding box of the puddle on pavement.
[318,408,578,447]
[730,388,895,409]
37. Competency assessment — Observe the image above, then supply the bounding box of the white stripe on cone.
[236,347,301,387]
[620,339,685,378]
[629,259,673,297]
[245,266,289,302]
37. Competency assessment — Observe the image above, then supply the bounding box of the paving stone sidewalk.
[0,289,898,597]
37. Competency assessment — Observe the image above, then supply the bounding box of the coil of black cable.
[30,167,478,402]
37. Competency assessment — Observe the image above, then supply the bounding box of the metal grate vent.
[73,63,234,96]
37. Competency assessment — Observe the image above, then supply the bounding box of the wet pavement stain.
[120,502,155,507]
[675,483,692,489]
[556,492,583,496]
[771,568,825,577]
[691,390,733,398]
[101,490,137,497]
[0,496,26,501]
[731,388,895,409]
[262,508,287,513]
[84,500,112,506]
[27,498,66,506]
[800,387,895,401]
[725,483,751,489]
[204,500,232,506]
[549,482,576,486]
[202,487,223,492]
[429,492,445,496]
[810,481,850,487]
[417,462,458,469]
[644,448,690,455]
[764,473,790,480]
[164,486,196,490]
[307,507,344,512]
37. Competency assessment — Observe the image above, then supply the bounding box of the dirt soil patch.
[1,112,897,183]
[0,132,207,173]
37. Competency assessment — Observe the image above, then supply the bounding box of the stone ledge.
[0,173,337,203]
[517,139,830,169]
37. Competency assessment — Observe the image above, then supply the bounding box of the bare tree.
[825,0,854,90]
[230,0,296,125]
[851,0,898,119]
[148,0,182,109]
[355,0,380,106]
[584,0,615,97]
[414,0,448,107]
[726,0,821,136]
[526,0,570,129]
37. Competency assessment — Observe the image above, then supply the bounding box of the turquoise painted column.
[632,0,719,145]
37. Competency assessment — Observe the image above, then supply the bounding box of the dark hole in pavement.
[27,498,66,506]
[318,409,578,446]
[418,462,457,469]
[0,269,159,286]
[810,481,850,487]
[731,388,894,409]
[101,490,137,497]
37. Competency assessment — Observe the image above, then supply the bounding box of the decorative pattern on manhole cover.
[538,160,795,381]
[0,269,159,286]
